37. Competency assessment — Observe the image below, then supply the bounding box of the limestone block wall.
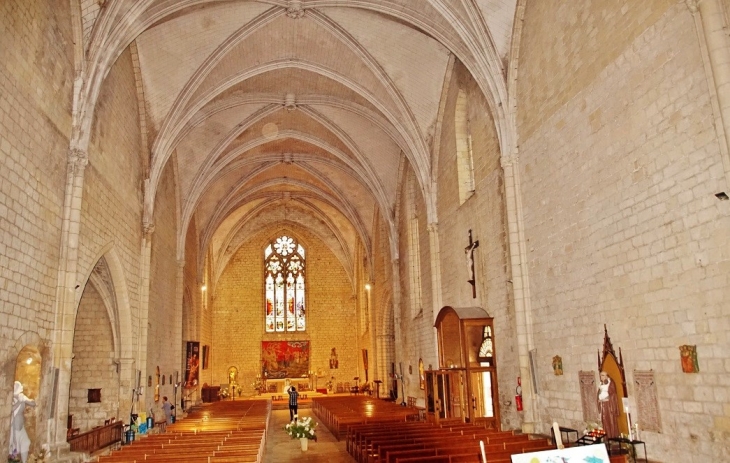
[69,284,119,431]
[370,211,395,390]
[211,226,358,395]
[182,219,205,388]
[146,161,180,410]
[0,0,74,451]
[429,61,516,424]
[81,44,145,361]
[395,166,438,402]
[517,2,729,461]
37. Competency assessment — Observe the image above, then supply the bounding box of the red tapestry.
[261,341,310,379]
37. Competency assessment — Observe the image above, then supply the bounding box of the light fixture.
[365,283,371,290]
[201,285,207,292]
[26,358,32,365]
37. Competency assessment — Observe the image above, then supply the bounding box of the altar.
[265,377,310,394]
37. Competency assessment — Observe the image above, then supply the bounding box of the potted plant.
[284,416,318,451]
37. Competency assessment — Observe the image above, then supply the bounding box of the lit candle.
[479,440,487,463]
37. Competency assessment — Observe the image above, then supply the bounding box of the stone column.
[117,357,136,424]
[688,0,730,186]
[136,222,154,412]
[501,153,538,433]
[390,258,404,402]
[427,222,443,357]
[366,282,378,385]
[49,149,88,452]
[174,260,185,382]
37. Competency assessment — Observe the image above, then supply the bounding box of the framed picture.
[262,341,310,379]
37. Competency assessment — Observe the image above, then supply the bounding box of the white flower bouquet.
[284,416,318,440]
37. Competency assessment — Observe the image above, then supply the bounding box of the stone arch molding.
[77,244,134,362]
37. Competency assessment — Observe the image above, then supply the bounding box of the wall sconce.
[365,283,371,290]
[201,285,207,292]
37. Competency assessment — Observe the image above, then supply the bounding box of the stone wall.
[396,165,438,402]
[429,60,515,424]
[69,284,118,431]
[517,2,730,460]
[211,226,358,396]
[146,160,180,410]
[0,0,75,451]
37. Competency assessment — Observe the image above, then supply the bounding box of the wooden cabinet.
[201,386,220,402]
[431,306,500,429]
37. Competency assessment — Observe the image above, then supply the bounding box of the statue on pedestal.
[10,381,36,463]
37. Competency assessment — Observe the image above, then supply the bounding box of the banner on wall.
[185,341,200,388]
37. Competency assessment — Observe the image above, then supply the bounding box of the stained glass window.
[265,235,306,332]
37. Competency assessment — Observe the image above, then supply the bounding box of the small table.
[574,434,604,447]
[550,426,579,445]
[607,437,648,463]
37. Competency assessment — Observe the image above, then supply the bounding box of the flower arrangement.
[284,416,318,441]
[27,448,49,463]
[8,451,21,463]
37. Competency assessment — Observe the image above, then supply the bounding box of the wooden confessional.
[426,306,500,429]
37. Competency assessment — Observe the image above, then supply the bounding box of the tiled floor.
[264,409,356,462]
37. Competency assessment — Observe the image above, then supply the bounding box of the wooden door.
[426,370,465,424]
[469,369,499,429]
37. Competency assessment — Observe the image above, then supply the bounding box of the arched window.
[264,235,306,332]
[455,89,475,204]
[406,173,423,318]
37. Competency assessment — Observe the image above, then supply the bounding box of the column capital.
[427,222,439,233]
[142,221,155,238]
[67,148,89,175]
[500,154,519,169]
[68,148,88,166]
[686,0,699,14]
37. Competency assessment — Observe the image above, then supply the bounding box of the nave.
[93,395,576,463]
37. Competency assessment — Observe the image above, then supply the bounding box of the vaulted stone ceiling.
[78,0,518,284]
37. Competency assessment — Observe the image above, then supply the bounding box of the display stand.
[607,437,648,462]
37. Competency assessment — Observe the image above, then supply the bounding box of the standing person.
[597,371,619,438]
[10,381,36,463]
[288,386,299,421]
[162,396,173,424]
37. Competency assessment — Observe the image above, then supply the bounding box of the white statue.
[10,381,36,463]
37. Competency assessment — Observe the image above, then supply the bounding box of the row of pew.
[94,400,270,463]
[313,396,555,463]
[312,395,421,440]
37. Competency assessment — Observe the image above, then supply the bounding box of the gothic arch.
[77,245,134,361]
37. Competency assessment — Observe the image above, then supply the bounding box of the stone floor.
[264,409,356,462]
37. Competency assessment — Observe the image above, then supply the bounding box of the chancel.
[1,1,728,462]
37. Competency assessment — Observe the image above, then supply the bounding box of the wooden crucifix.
[464,229,479,298]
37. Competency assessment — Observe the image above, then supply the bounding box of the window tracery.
[265,235,306,332]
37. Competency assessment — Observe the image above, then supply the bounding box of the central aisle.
[263,408,356,462]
